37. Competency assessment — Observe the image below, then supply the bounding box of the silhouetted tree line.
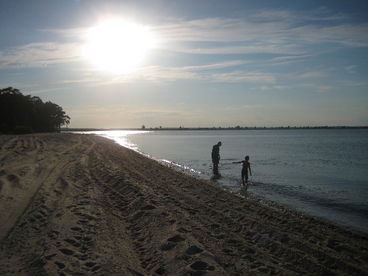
[0,87,70,134]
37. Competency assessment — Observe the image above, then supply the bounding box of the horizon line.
[62,125,368,131]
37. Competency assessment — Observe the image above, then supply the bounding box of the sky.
[1,0,367,128]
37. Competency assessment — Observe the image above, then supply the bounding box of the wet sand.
[0,133,367,275]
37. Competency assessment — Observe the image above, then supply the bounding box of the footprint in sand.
[178,227,191,233]
[78,200,90,206]
[160,241,177,251]
[226,238,240,245]
[168,235,185,243]
[160,234,186,251]
[83,236,93,243]
[93,266,101,272]
[54,189,62,196]
[58,177,69,190]
[190,261,215,271]
[243,247,256,255]
[141,204,156,210]
[85,261,97,268]
[64,238,81,248]
[250,261,264,269]
[130,211,146,220]
[77,219,88,225]
[155,267,166,275]
[210,223,220,229]
[83,214,96,221]
[59,248,74,256]
[54,261,65,269]
[70,226,83,232]
[45,253,57,260]
[48,231,59,240]
[186,245,203,255]
[77,254,89,261]
[7,174,21,188]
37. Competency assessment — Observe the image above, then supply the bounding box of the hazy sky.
[1,0,367,128]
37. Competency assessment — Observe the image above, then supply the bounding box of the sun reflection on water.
[77,130,149,151]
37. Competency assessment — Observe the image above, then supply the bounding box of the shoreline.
[90,131,368,234]
[1,133,367,275]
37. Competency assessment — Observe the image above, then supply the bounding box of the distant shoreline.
[62,125,368,132]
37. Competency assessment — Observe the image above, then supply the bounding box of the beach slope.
[0,133,367,275]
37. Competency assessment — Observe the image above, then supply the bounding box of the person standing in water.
[211,141,222,175]
[233,155,252,188]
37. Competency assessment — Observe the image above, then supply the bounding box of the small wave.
[222,158,238,161]
[160,159,202,175]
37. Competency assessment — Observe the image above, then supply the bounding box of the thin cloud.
[344,65,357,74]
[290,24,368,47]
[271,54,313,62]
[40,27,86,38]
[54,62,276,87]
[180,60,248,71]
[118,66,276,84]
[295,70,329,79]
[258,85,291,91]
[157,17,288,43]
[339,80,368,87]
[157,11,368,54]
[210,71,276,83]
[317,85,333,92]
[253,8,348,23]
[0,42,80,69]
[168,44,303,55]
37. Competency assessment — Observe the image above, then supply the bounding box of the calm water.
[83,129,368,232]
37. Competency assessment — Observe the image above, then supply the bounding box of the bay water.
[83,129,368,232]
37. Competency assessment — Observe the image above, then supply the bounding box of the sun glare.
[83,18,157,74]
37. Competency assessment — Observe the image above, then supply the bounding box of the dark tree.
[0,87,70,133]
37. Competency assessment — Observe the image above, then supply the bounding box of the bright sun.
[83,18,157,74]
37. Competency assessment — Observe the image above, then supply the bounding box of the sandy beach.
[0,133,367,275]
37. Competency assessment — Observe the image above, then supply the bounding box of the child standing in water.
[233,156,252,188]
